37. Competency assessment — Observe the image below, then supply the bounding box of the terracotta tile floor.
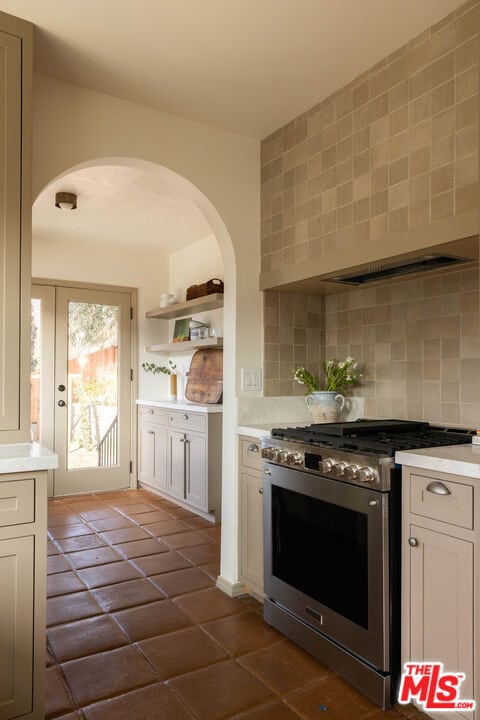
[46,488,428,719]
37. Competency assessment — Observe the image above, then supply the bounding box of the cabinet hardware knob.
[57,400,66,407]
[408,537,419,547]
[182,414,189,420]
[258,487,264,494]
[426,481,451,496]
[149,409,154,414]
[58,384,66,392]
[147,430,154,435]
[248,444,259,452]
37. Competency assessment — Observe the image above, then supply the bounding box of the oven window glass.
[271,484,368,629]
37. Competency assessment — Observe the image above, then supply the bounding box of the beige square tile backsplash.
[260,0,479,274]
[264,265,480,426]
[261,0,479,428]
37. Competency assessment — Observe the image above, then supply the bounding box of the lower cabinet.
[238,436,264,599]
[137,405,222,521]
[402,466,476,720]
[0,471,47,720]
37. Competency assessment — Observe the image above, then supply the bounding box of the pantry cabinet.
[0,12,32,442]
[238,436,264,599]
[402,466,476,720]
[137,403,222,522]
[0,471,47,720]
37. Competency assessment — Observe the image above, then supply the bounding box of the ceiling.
[2,0,465,139]
[33,165,214,252]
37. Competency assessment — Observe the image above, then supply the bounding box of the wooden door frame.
[32,278,138,494]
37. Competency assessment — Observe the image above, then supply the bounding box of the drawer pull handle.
[248,444,259,452]
[408,537,419,547]
[426,481,451,496]
[147,430,154,435]
[182,414,189,420]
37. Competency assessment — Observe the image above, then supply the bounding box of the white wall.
[32,73,261,593]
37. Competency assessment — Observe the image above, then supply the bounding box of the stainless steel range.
[261,420,473,709]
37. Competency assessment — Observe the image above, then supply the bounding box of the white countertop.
[237,421,308,440]
[137,399,223,414]
[0,443,58,474]
[396,444,480,479]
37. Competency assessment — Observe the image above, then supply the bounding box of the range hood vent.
[327,254,468,286]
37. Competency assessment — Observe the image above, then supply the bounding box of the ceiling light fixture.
[55,191,77,210]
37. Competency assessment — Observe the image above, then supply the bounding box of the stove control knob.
[358,466,377,483]
[287,452,303,466]
[261,447,274,460]
[319,459,334,474]
[346,464,360,481]
[277,450,289,464]
[332,461,347,477]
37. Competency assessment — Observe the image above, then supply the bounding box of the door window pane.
[67,302,119,469]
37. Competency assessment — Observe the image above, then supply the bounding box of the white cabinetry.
[238,436,264,599]
[0,12,32,442]
[0,471,47,720]
[402,466,476,720]
[137,404,222,521]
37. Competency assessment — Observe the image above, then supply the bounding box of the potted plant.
[293,358,362,423]
[142,359,177,400]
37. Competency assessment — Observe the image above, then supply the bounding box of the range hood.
[268,235,479,295]
[327,253,468,286]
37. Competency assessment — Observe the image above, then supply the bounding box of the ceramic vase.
[169,374,177,401]
[305,391,345,423]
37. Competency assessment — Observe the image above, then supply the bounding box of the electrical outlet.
[241,367,262,392]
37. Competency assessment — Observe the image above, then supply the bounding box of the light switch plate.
[241,367,262,392]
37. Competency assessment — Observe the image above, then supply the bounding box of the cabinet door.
[185,433,207,511]
[0,29,21,433]
[409,524,474,707]
[138,423,167,491]
[240,470,264,593]
[138,423,156,485]
[0,535,34,720]
[168,431,185,500]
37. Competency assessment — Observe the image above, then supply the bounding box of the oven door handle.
[426,480,452,496]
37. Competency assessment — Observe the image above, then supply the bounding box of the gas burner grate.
[271,421,473,456]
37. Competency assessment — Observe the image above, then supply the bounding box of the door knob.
[58,384,66,392]
[58,400,66,407]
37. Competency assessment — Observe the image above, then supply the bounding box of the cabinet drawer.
[169,411,206,433]
[410,473,473,530]
[241,438,262,471]
[138,406,169,426]
[0,479,35,526]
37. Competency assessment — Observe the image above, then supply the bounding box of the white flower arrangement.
[293,357,362,394]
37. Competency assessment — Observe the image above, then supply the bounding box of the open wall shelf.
[145,294,224,320]
[145,337,223,354]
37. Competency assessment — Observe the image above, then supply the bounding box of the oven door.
[263,462,390,671]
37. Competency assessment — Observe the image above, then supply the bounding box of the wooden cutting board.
[185,348,223,404]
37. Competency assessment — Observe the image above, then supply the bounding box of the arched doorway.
[32,158,236,502]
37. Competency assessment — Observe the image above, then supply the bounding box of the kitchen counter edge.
[237,421,311,440]
[0,442,58,474]
[396,444,480,479]
[137,399,223,414]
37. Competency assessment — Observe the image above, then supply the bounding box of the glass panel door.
[53,286,132,495]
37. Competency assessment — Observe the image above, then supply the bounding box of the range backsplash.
[263,264,479,428]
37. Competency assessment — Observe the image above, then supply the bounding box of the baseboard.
[216,575,248,598]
